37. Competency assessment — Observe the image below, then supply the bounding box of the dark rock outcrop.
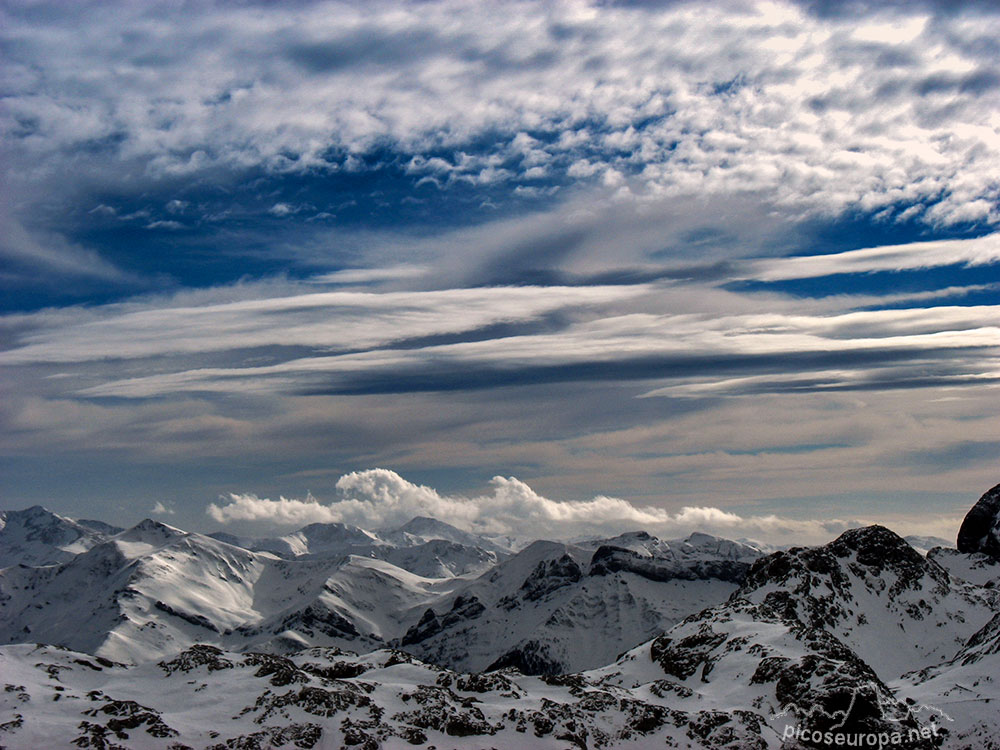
[589,544,751,584]
[400,595,485,647]
[519,555,583,601]
[485,638,564,675]
[957,482,1000,559]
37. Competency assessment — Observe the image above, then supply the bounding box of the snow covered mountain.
[0,515,754,672]
[0,519,466,663]
[736,524,1000,678]
[0,506,121,568]
[398,533,764,675]
[207,516,508,578]
[0,611,945,750]
[898,611,1000,749]
[3,482,1000,748]
[379,516,515,555]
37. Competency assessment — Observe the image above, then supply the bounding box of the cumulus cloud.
[151,501,175,516]
[206,468,871,544]
[207,466,972,547]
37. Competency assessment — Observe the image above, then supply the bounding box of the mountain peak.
[2,504,61,525]
[115,518,187,547]
[0,505,113,567]
[825,524,929,571]
[957,482,1000,559]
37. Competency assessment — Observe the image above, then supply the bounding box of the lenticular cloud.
[207,468,867,544]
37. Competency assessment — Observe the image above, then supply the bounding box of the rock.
[957,482,1000,559]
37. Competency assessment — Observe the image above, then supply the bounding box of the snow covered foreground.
[3,587,997,750]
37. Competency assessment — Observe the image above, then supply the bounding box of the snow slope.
[0,520,453,663]
[0,609,945,750]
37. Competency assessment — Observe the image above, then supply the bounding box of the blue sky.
[1,0,998,542]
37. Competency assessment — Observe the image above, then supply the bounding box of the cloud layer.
[4,0,1000,231]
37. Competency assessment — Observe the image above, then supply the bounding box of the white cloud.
[0,283,646,365]
[205,467,904,545]
[144,220,184,231]
[151,501,175,515]
[308,265,429,285]
[4,1,999,224]
[0,212,134,282]
[745,233,1000,281]
[73,302,1000,399]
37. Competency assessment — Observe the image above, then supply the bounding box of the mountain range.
[1,482,999,748]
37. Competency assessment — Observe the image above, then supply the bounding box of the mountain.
[207,521,384,558]
[598,597,937,746]
[899,611,1000,747]
[397,533,765,675]
[376,539,502,578]
[957,481,1000,559]
[4,485,1000,748]
[0,516,761,675]
[0,519,268,662]
[0,506,121,568]
[208,517,506,578]
[736,525,1000,678]
[380,516,513,555]
[0,519,452,663]
[582,530,763,583]
[926,545,1000,587]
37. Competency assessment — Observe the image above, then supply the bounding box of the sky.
[2,0,999,544]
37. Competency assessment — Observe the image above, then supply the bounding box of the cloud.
[151,501,175,515]
[268,203,298,217]
[144,220,184,230]
[206,468,872,544]
[0,213,133,283]
[4,1,1000,227]
[0,283,646,365]
[308,265,429,285]
[72,302,1000,398]
[744,233,1000,281]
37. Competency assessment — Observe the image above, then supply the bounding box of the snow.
[2,505,999,748]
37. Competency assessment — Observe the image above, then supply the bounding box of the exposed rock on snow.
[737,524,999,677]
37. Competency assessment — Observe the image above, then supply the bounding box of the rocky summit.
[957,481,1000,560]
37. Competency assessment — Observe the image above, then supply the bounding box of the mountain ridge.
[3,487,1000,748]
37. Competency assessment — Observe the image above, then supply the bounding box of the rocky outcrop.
[400,595,485,647]
[736,525,999,677]
[589,544,751,584]
[957,482,1000,559]
[519,554,583,601]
